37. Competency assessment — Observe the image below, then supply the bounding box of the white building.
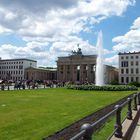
[0,58,37,81]
[119,52,140,84]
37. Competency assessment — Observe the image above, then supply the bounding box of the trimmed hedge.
[66,84,138,91]
[129,81,140,87]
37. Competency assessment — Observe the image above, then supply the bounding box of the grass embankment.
[93,93,137,140]
[93,105,128,140]
[0,88,134,140]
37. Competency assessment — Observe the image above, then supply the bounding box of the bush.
[109,80,119,85]
[129,81,140,87]
[66,84,138,91]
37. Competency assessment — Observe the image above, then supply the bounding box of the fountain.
[95,31,104,86]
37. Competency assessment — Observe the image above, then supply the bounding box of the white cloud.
[131,17,140,29]
[105,55,118,67]
[113,16,140,52]
[0,44,17,59]
[0,0,136,66]
[0,0,135,38]
[50,36,96,55]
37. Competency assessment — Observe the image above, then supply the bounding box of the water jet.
[95,31,104,86]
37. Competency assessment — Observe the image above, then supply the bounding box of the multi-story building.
[119,52,140,84]
[0,58,37,81]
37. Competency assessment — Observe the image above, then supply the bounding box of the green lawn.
[0,88,134,140]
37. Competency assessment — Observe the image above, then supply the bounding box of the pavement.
[131,116,140,140]
[0,84,53,91]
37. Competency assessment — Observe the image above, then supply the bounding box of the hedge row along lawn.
[66,84,138,91]
[0,88,136,140]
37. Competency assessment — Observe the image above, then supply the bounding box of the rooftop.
[0,58,37,62]
[26,67,57,71]
[118,51,140,55]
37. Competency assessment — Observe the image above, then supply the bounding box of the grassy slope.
[93,91,138,140]
[93,105,128,140]
[0,88,134,140]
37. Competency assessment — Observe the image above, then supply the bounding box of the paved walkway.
[131,117,140,140]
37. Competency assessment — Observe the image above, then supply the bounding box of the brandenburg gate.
[57,48,96,83]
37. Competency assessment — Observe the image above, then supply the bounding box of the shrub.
[66,84,138,91]
[129,81,140,87]
[109,80,119,85]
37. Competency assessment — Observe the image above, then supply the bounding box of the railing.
[70,92,140,140]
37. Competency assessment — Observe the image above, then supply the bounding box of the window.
[67,65,70,70]
[60,65,63,70]
[121,69,124,74]
[131,56,133,59]
[121,77,124,83]
[121,56,124,59]
[136,56,139,59]
[19,65,23,69]
[136,68,139,74]
[121,61,128,67]
[131,68,133,74]
[121,62,123,67]
[126,68,129,74]
[31,62,33,66]
[136,77,139,82]
[126,56,128,59]
[126,77,129,83]
[131,61,133,66]
[125,61,128,67]
[131,77,134,82]
[136,61,139,66]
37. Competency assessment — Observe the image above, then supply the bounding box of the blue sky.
[0,0,140,67]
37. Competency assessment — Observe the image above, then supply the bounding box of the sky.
[0,0,140,67]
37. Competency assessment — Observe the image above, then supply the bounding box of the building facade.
[0,58,37,81]
[57,54,96,83]
[104,65,118,84]
[57,49,118,84]
[25,67,57,81]
[119,52,140,84]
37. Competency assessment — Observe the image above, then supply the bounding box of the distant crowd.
[0,79,93,91]
[0,80,66,91]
